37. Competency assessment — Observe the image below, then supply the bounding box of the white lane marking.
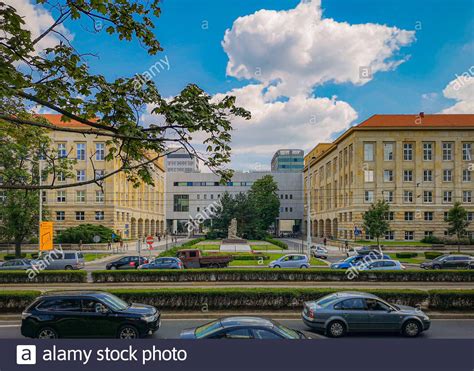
[0,325,20,328]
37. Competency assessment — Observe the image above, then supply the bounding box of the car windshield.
[98,293,129,311]
[314,294,339,307]
[194,320,223,339]
[274,323,301,339]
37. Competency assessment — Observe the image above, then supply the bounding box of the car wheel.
[64,265,73,270]
[402,320,422,337]
[37,327,58,339]
[433,264,441,270]
[300,265,309,269]
[110,266,117,270]
[273,265,281,268]
[118,325,139,339]
[326,321,346,338]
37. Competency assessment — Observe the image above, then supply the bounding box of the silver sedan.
[302,291,430,338]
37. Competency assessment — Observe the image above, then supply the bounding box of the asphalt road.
[1,319,473,339]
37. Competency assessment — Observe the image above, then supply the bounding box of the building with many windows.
[271,149,304,172]
[165,148,200,173]
[41,114,166,239]
[166,171,303,235]
[304,114,474,242]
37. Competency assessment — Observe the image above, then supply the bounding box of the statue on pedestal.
[227,218,238,239]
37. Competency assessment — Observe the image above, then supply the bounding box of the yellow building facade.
[41,114,165,239]
[304,114,474,242]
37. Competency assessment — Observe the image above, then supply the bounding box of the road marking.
[0,324,20,328]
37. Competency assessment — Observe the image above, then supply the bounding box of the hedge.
[91,268,473,283]
[181,238,206,247]
[2,253,39,261]
[0,288,472,312]
[264,237,288,249]
[395,252,418,259]
[0,270,87,284]
[424,252,445,259]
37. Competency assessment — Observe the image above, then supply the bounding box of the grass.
[229,253,327,267]
[250,244,284,251]
[186,244,283,252]
[387,253,426,264]
[353,240,432,247]
[83,253,110,262]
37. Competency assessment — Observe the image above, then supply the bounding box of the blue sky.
[30,0,474,170]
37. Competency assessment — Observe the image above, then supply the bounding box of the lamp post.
[306,156,316,257]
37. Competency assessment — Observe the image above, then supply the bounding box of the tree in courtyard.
[0,1,250,192]
[446,202,470,253]
[362,200,390,250]
[248,175,280,236]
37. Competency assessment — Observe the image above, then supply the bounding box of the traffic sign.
[39,222,53,251]
[93,235,101,243]
[146,236,154,245]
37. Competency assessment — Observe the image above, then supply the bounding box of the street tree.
[362,200,391,250]
[0,1,250,191]
[446,201,470,252]
[248,175,280,236]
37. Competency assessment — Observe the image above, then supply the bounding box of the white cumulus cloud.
[441,73,474,114]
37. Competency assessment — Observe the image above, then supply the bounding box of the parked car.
[268,254,310,268]
[138,257,183,269]
[21,291,160,339]
[330,254,391,269]
[358,259,405,271]
[176,249,233,268]
[311,245,328,259]
[0,259,32,270]
[106,256,148,270]
[302,291,430,338]
[180,316,307,339]
[32,251,84,270]
[420,254,474,270]
[347,246,382,257]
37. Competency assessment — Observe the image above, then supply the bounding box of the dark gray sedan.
[302,292,430,338]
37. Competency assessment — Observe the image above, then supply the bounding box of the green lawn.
[83,253,110,262]
[353,240,432,247]
[387,253,426,264]
[190,244,283,251]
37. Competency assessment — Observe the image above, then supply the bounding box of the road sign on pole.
[146,235,154,249]
[39,222,53,251]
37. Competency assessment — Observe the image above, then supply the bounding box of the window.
[57,143,67,158]
[95,211,104,221]
[403,143,413,161]
[383,170,393,182]
[173,195,189,212]
[95,190,104,203]
[444,212,449,222]
[76,143,85,160]
[423,191,433,203]
[423,170,433,182]
[468,212,474,222]
[404,231,414,241]
[404,191,413,203]
[364,143,374,161]
[56,211,65,221]
[364,170,374,182]
[463,191,472,203]
[385,231,394,240]
[403,170,413,182]
[37,299,81,312]
[57,172,66,182]
[75,211,85,221]
[463,143,472,161]
[423,143,433,161]
[57,191,66,202]
[443,169,453,182]
[335,298,366,310]
[383,191,394,203]
[425,231,433,238]
[253,329,282,340]
[384,143,394,161]
[385,211,395,221]
[364,190,374,203]
[95,143,105,160]
[463,169,472,182]
[76,190,86,203]
[76,169,86,182]
[443,191,453,203]
[405,212,414,221]
[424,212,434,221]
[442,142,453,161]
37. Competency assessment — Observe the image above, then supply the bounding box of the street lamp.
[306,156,316,257]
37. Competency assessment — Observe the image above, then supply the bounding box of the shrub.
[395,252,418,259]
[0,291,41,312]
[421,236,445,244]
[0,270,87,284]
[2,254,27,261]
[181,238,206,247]
[56,224,121,244]
[428,290,474,310]
[424,251,445,259]
[264,237,288,249]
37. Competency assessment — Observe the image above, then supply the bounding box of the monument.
[220,218,251,252]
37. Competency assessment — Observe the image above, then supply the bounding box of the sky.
[10,0,474,171]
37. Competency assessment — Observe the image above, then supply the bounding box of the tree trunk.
[377,236,380,250]
[15,240,22,258]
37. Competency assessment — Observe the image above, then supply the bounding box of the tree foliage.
[362,200,390,248]
[0,0,250,190]
[446,201,470,252]
[56,224,120,244]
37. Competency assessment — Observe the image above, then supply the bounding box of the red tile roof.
[37,114,92,128]
[357,114,474,128]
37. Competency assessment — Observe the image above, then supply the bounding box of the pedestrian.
[344,240,349,251]
[119,240,124,251]
[107,242,111,250]
[323,237,327,246]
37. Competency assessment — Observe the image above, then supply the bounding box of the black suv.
[420,254,473,269]
[21,291,160,339]
[106,256,148,270]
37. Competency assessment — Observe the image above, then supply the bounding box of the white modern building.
[166,171,303,235]
[165,148,200,173]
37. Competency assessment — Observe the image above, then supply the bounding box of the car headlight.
[142,314,156,322]
[332,264,339,269]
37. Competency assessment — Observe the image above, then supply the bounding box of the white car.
[358,259,405,271]
[310,245,328,259]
